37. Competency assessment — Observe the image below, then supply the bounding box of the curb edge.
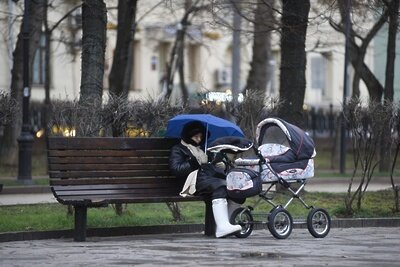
[1,218,399,243]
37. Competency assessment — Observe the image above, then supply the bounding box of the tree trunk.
[278,0,310,126]
[333,0,394,172]
[164,1,199,103]
[108,0,138,99]
[80,0,107,104]
[383,0,399,102]
[178,38,189,106]
[78,0,107,137]
[108,0,137,138]
[333,0,388,102]
[0,0,45,166]
[348,43,384,101]
[380,0,399,172]
[165,23,189,104]
[244,0,273,107]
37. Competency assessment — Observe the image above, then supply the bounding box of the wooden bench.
[47,137,215,241]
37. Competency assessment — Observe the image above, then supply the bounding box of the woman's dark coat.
[169,143,200,188]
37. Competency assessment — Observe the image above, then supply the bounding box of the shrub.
[0,90,18,127]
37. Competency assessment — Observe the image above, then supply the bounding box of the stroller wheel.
[307,208,331,238]
[267,207,293,239]
[230,208,254,238]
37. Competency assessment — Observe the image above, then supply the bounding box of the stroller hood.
[256,118,315,161]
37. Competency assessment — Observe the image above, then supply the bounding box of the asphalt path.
[1,227,399,266]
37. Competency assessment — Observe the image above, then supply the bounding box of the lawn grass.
[0,202,205,233]
[1,190,399,233]
[0,153,47,178]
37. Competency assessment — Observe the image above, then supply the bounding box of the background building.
[0,0,383,115]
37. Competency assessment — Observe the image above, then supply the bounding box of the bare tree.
[380,0,399,172]
[43,2,82,136]
[383,0,399,102]
[244,0,274,106]
[329,0,387,101]
[0,0,45,166]
[329,0,399,171]
[329,0,398,102]
[80,0,107,104]
[278,0,310,126]
[108,0,138,100]
[162,0,208,105]
[78,0,107,137]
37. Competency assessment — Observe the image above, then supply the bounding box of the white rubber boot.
[228,199,241,219]
[212,198,242,238]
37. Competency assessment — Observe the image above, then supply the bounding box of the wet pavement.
[1,227,399,266]
[1,177,399,266]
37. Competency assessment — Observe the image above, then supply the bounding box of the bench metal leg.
[204,200,215,236]
[74,205,87,242]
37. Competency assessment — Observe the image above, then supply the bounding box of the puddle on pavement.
[241,252,291,259]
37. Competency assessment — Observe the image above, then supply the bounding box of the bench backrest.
[47,137,182,203]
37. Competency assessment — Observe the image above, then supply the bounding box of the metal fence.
[303,106,340,138]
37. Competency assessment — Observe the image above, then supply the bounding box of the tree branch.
[49,4,82,33]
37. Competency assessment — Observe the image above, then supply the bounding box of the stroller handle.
[253,146,267,165]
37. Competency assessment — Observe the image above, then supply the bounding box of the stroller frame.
[225,149,330,239]
[208,118,331,239]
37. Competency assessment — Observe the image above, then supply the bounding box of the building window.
[311,56,326,92]
[188,44,200,83]
[131,40,141,91]
[32,33,46,85]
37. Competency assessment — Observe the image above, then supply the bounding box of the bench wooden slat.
[48,137,179,150]
[48,163,169,171]
[50,177,177,186]
[48,157,169,165]
[47,137,215,241]
[48,170,172,179]
[48,150,171,157]
[52,182,179,191]
[56,195,203,204]
[54,188,179,196]
[53,182,177,192]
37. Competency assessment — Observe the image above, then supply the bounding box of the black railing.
[303,106,340,138]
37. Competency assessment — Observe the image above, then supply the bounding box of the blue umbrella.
[165,114,245,149]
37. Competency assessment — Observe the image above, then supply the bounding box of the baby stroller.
[207,118,331,239]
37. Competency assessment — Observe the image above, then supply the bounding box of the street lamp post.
[17,0,33,183]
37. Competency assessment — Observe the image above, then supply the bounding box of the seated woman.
[169,121,242,238]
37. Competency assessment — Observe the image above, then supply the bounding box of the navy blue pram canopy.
[256,118,315,163]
